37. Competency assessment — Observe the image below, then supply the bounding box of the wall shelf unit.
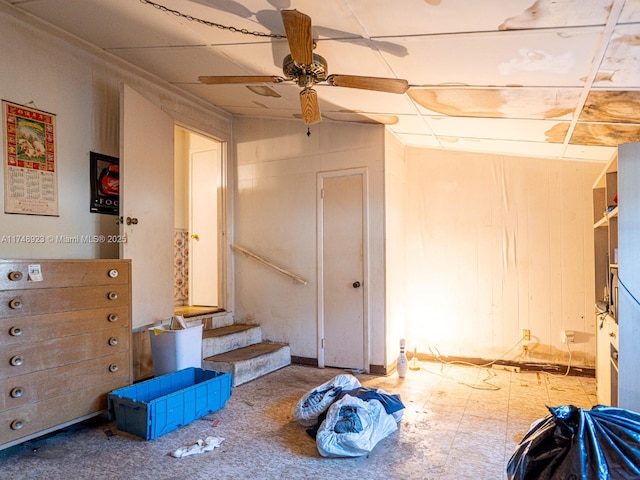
[592,153,618,407]
[594,143,640,411]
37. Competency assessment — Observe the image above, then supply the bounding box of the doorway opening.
[174,126,226,314]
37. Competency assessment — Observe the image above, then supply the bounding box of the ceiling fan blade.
[327,74,409,94]
[300,88,321,124]
[198,75,284,85]
[281,9,313,65]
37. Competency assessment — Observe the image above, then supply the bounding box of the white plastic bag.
[293,374,361,427]
[315,394,399,457]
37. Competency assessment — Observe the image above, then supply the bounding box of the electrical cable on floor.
[425,335,528,391]
[541,341,573,378]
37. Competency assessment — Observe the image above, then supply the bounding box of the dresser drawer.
[0,378,127,446]
[0,260,130,291]
[0,327,130,379]
[0,285,129,318]
[0,306,129,347]
[0,351,129,411]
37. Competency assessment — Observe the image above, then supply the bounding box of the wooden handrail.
[231,244,307,285]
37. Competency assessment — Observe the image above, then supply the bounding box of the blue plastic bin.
[108,367,232,440]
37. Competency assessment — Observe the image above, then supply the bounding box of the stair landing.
[203,342,291,387]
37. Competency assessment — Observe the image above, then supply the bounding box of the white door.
[319,170,367,370]
[120,84,174,329]
[189,147,219,306]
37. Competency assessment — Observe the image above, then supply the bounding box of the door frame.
[177,124,229,312]
[316,167,370,370]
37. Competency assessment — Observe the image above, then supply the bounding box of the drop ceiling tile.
[570,123,640,146]
[563,144,616,162]
[393,133,441,148]
[593,24,640,87]
[181,82,300,110]
[580,90,640,123]
[349,0,612,37]
[383,28,603,87]
[163,0,370,45]
[12,0,211,48]
[424,116,570,143]
[114,45,259,83]
[408,88,581,119]
[435,137,566,158]
[314,86,417,115]
[619,0,640,22]
[387,115,433,135]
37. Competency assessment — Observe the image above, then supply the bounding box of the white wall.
[233,117,387,366]
[383,131,409,366]
[402,148,602,366]
[0,7,117,259]
[0,3,232,262]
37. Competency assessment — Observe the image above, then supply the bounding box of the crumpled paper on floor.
[170,436,224,458]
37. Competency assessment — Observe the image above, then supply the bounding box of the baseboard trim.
[290,356,389,376]
[290,356,317,366]
[420,353,595,378]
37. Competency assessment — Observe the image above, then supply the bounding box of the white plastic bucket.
[149,324,204,376]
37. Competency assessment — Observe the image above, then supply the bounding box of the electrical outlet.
[522,329,530,342]
[563,330,575,344]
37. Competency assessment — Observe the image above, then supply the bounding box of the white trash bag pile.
[293,374,404,458]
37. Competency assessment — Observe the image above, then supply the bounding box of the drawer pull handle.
[107,291,118,300]
[10,420,23,431]
[10,356,23,367]
[9,326,22,336]
[8,298,23,310]
[109,364,119,373]
[108,314,119,322]
[109,337,119,346]
[108,269,119,278]
[10,387,24,398]
[8,271,23,281]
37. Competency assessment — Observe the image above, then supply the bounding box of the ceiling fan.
[198,9,409,125]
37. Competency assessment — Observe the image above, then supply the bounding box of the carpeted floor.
[0,361,596,480]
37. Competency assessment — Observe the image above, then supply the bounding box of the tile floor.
[0,361,597,480]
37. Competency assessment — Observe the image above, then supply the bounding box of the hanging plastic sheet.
[507,405,640,479]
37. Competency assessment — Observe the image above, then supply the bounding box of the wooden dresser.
[0,259,132,450]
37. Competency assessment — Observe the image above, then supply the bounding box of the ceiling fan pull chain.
[139,0,285,39]
[307,127,311,137]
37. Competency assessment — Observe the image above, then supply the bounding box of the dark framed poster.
[90,151,119,215]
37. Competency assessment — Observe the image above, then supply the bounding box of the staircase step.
[202,342,291,386]
[202,324,262,357]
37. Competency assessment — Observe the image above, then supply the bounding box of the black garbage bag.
[507,404,640,479]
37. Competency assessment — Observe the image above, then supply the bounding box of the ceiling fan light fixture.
[300,88,321,125]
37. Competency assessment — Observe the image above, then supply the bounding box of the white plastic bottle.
[397,338,408,378]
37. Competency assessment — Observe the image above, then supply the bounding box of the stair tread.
[204,342,288,363]
[175,306,225,318]
[203,323,260,339]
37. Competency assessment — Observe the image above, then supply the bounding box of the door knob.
[352,281,361,288]
[126,217,138,225]
[191,234,200,241]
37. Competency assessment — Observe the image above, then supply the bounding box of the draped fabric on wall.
[400,149,602,366]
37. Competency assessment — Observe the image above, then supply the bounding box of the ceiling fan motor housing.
[283,53,328,87]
